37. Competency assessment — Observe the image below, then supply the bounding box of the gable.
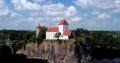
[58,19,69,25]
[63,30,71,36]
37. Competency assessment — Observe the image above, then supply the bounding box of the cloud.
[11,0,41,11]
[0,8,9,16]
[0,0,28,30]
[0,0,10,16]
[34,0,45,3]
[43,3,65,16]
[73,0,93,9]
[65,6,78,17]
[19,2,82,28]
[98,13,111,20]
[113,19,120,25]
[34,0,52,4]
[114,0,120,8]
[1,0,119,30]
[111,8,120,14]
[83,13,89,17]
[73,0,115,10]
[71,16,82,22]
[10,11,22,17]
[40,3,81,22]
[91,11,101,15]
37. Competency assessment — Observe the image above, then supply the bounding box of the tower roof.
[58,19,69,25]
[36,24,42,28]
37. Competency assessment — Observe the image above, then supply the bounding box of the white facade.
[58,25,68,35]
[36,28,40,38]
[46,32,57,39]
[46,20,73,40]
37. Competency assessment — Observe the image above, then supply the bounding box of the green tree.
[36,26,47,43]
[10,40,23,54]
[54,32,62,41]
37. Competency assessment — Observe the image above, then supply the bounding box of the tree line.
[73,28,120,50]
[0,27,47,54]
[0,27,120,54]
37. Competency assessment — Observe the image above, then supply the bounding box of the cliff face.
[17,39,92,63]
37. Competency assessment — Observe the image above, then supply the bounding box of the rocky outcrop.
[17,39,92,63]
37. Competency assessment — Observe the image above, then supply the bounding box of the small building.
[46,19,75,40]
[36,24,42,38]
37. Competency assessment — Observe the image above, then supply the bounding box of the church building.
[46,19,75,40]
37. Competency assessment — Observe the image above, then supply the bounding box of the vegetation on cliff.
[0,27,120,53]
[0,28,120,62]
[74,28,120,50]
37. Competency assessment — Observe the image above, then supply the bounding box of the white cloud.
[0,0,82,30]
[113,19,120,24]
[91,11,101,15]
[42,3,65,17]
[20,3,82,28]
[0,0,28,30]
[114,0,120,8]
[65,6,78,17]
[71,16,82,22]
[34,0,45,3]
[11,0,41,11]
[0,0,6,8]
[43,3,65,11]
[73,0,115,10]
[0,8,9,16]
[52,17,63,21]
[73,0,93,9]
[0,0,10,16]
[41,3,81,22]
[10,11,22,17]
[83,13,89,17]
[98,13,111,20]
[86,20,96,27]
[111,8,120,14]
[34,0,52,4]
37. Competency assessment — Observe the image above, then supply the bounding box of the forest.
[0,28,120,53]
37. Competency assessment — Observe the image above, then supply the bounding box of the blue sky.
[0,0,120,31]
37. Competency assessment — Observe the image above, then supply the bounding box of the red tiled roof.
[63,30,71,35]
[59,19,69,25]
[36,24,42,28]
[46,27,58,32]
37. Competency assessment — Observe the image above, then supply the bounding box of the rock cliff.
[17,39,92,63]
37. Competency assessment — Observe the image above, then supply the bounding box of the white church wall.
[46,32,49,39]
[58,25,64,35]
[58,25,69,35]
[46,20,70,40]
[46,32,57,39]
[46,32,69,40]
[51,32,57,39]
[64,35,68,39]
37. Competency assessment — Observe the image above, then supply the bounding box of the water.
[93,58,120,63]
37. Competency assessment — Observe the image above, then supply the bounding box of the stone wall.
[17,39,92,63]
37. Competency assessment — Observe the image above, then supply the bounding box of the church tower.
[58,19,69,35]
[36,24,42,38]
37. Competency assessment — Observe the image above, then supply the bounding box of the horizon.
[1,28,120,32]
[0,0,120,30]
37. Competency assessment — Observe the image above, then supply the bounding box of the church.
[46,19,75,40]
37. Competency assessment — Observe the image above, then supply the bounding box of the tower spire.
[36,24,42,38]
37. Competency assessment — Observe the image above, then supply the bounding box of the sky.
[0,0,120,31]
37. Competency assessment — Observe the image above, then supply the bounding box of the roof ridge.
[59,19,69,25]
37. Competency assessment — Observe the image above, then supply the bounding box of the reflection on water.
[93,58,120,63]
